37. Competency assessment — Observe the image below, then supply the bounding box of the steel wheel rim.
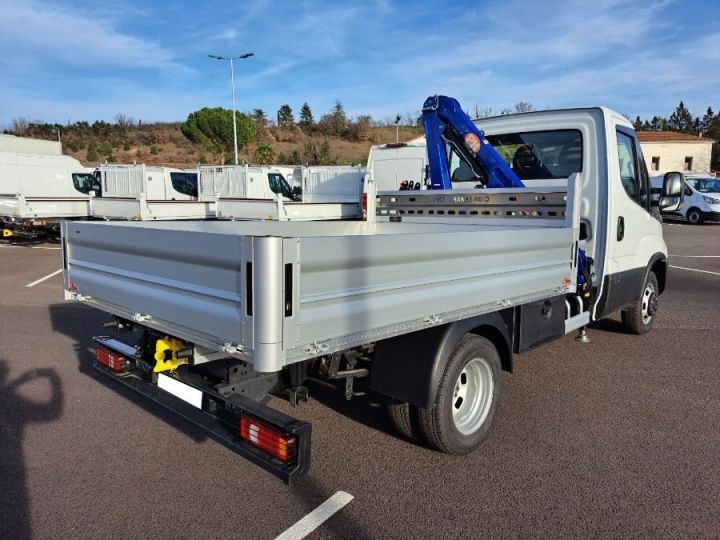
[689,211,700,223]
[641,282,657,325]
[451,357,494,435]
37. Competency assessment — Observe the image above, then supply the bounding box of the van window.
[486,130,583,179]
[170,172,198,197]
[687,178,720,193]
[72,173,102,195]
[268,173,292,197]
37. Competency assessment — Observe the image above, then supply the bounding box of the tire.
[388,400,421,441]
[417,335,501,454]
[621,271,659,334]
[686,208,704,225]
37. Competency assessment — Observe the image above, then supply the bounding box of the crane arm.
[422,95,525,190]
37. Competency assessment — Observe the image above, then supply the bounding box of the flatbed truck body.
[62,105,683,482]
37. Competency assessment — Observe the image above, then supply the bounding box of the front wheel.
[417,335,501,454]
[621,271,659,334]
[687,208,704,225]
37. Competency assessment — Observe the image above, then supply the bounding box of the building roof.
[637,131,714,143]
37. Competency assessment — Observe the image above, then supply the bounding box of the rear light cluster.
[96,345,130,373]
[240,415,297,465]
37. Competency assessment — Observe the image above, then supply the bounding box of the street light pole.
[208,52,254,165]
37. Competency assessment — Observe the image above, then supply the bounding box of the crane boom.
[422,95,525,190]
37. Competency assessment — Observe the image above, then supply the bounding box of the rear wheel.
[621,271,659,334]
[417,335,501,454]
[687,208,704,225]
[388,400,421,441]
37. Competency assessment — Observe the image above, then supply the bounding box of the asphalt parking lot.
[1,223,719,539]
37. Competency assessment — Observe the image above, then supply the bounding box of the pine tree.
[700,107,715,135]
[277,105,294,127]
[633,116,643,131]
[299,103,314,131]
[667,101,695,134]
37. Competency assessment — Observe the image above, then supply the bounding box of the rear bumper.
[93,337,311,484]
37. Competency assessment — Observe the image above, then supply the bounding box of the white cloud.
[0,0,190,73]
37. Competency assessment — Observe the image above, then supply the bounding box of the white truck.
[651,173,720,224]
[90,164,210,221]
[208,165,363,221]
[61,103,684,483]
[1,152,98,240]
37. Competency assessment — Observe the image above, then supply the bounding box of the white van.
[652,174,720,224]
[1,152,97,238]
[366,143,428,191]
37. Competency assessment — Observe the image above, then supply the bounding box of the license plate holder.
[157,373,203,409]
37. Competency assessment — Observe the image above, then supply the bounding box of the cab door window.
[616,131,638,200]
[616,130,651,213]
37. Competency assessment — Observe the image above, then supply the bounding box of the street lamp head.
[208,54,224,60]
[239,53,254,59]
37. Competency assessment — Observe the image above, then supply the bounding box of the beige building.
[638,131,714,175]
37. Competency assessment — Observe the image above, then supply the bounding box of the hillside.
[13,121,424,168]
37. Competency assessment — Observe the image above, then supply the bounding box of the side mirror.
[659,171,684,211]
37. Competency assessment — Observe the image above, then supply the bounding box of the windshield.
[688,178,720,193]
[486,130,583,180]
[170,172,199,197]
[268,173,292,197]
[72,173,102,195]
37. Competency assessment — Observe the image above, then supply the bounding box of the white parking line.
[0,244,61,250]
[275,491,354,540]
[26,268,63,287]
[670,265,720,277]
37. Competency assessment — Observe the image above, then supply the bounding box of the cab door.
[600,125,666,316]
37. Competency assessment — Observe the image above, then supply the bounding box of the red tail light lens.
[96,345,130,373]
[240,415,297,464]
[362,193,368,212]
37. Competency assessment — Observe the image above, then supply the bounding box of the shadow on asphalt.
[589,317,634,335]
[47,302,207,444]
[305,377,423,446]
[0,360,63,538]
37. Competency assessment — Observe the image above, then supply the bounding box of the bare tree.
[10,117,29,135]
[514,101,534,113]
[114,113,134,128]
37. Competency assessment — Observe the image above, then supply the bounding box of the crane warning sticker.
[464,132,482,153]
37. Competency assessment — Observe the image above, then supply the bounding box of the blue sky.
[1,0,719,127]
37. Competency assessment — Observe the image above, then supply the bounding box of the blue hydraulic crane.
[421,95,525,190]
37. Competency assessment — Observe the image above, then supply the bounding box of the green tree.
[633,116,643,131]
[254,143,275,164]
[181,107,257,153]
[299,102,314,131]
[86,149,98,161]
[251,109,267,127]
[700,107,715,135]
[277,104,294,127]
[667,101,696,134]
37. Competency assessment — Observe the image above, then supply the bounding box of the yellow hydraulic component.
[2,229,12,238]
[153,336,189,373]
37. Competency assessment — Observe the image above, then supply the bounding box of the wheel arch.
[370,309,513,409]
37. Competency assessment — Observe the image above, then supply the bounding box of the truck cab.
[474,108,668,326]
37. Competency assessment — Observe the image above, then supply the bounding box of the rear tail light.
[362,193,367,212]
[96,345,130,373]
[240,415,297,464]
